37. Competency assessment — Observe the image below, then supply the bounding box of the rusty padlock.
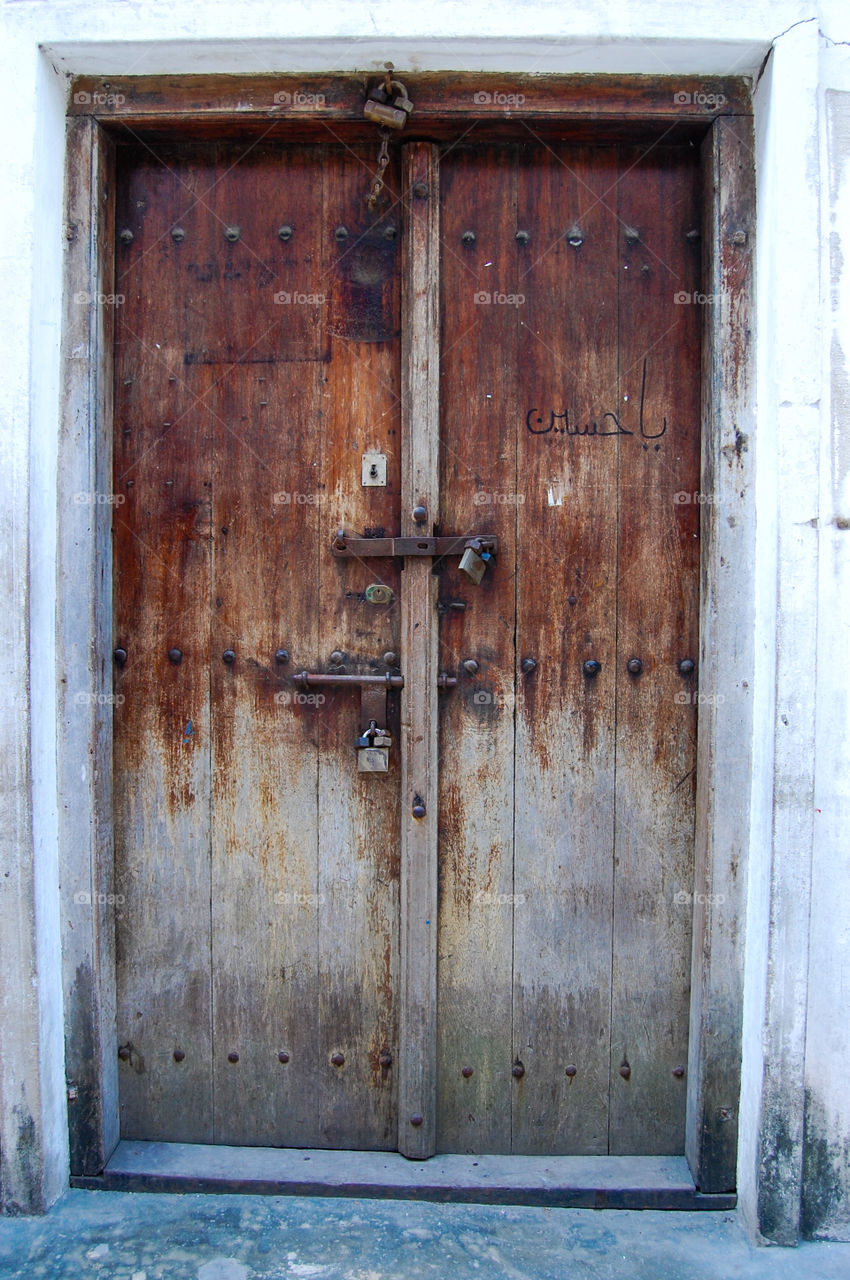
[364,79,413,130]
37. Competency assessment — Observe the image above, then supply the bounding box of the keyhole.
[370,464,378,478]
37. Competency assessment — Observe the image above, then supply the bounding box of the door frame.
[57,73,755,1193]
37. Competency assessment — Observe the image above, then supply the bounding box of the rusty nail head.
[278,224,293,241]
[225,226,240,242]
[515,230,530,244]
[521,657,537,674]
[583,659,601,677]
[275,649,289,664]
[678,658,695,675]
[686,228,700,243]
[119,228,134,245]
[117,1045,131,1061]
[673,1065,685,1078]
[113,647,127,666]
[222,649,236,664]
[379,1051,393,1068]
[462,659,480,675]
[228,1051,239,1063]
[67,1085,79,1102]
[410,1114,424,1127]
[412,800,426,819]
[412,505,428,525]
[168,648,182,664]
[278,1051,290,1064]
[568,595,577,605]
[383,224,397,241]
[383,651,398,667]
[730,230,747,246]
[719,1107,731,1121]
[413,181,429,198]
[627,658,643,675]
[625,227,640,244]
[462,1066,474,1078]
[334,225,349,241]
[461,230,476,245]
[173,1049,185,1062]
[566,225,584,247]
[565,1064,577,1078]
[512,1062,525,1079]
[329,650,344,665]
[171,227,185,243]
[331,1052,345,1067]
[619,1063,631,1079]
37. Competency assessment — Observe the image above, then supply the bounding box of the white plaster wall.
[0,0,847,1242]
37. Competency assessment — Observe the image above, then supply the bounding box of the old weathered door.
[112,131,700,1155]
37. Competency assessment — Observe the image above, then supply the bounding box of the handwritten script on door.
[526,359,667,441]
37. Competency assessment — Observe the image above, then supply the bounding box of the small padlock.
[363,80,413,131]
[459,540,488,586]
[358,745,390,773]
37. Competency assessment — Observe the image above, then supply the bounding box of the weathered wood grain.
[398,142,440,1158]
[113,147,216,1141]
[435,144,517,1154]
[316,146,401,1150]
[512,144,620,1155]
[609,148,701,1154]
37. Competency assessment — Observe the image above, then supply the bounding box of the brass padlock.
[363,80,413,131]
[358,745,389,773]
[459,539,492,586]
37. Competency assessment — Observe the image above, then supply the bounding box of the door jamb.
[57,75,755,1193]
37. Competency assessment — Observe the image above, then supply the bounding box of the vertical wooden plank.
[398,142,440,1158]
[316,145,401,1149]
[209,145,323,1147]
[435,144,517,1154]
[609,147,701,1154]
[686,115,755,1193]
[58,116,120,1174]
[512,144,620,1154]
[112,146,215,1141]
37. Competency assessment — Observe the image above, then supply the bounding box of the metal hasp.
[332,531,498,584]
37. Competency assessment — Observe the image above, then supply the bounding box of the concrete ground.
[2,1192,850,1279]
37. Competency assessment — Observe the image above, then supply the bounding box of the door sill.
[71,1141,736,1210]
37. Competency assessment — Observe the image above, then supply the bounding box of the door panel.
[112,132,700,1156]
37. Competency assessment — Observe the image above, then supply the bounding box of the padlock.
[459,540,488,586]
[363,80,413,131]
[358,745,390,773]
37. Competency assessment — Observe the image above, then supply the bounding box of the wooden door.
[112,133,700,1155]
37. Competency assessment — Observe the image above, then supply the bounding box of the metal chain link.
[366,128,392,210]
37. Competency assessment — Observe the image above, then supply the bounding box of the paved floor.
[1,1191,850,1279]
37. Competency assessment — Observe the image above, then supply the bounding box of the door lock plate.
[362,453,387,487]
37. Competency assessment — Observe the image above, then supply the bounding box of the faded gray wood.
[435,144,517,1154]
[686,115,756,1193]
[316,147,400,1149]
[398,142,440,1158]
[112,149,215,1141]
[609,149,701,1154]
[512,145,620,1154]
[57,115,119,1175]
[209,147,324,1147]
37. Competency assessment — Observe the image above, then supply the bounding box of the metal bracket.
[331,533,498,559]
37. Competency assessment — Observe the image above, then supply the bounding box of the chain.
[366,128,391,210]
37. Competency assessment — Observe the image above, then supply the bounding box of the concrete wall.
[0,0,847,1243]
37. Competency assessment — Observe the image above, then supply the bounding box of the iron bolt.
[412,505,428,525]
[673,1065,685,1078]
[685,228,701,243]
[275,649,290,664]
[566,226,584,248]
[583,659,601,677]
[627,658,643,675]
[412,801,426,820]
[379,1051,393,1068]
[462,1066,474,1078]
[173,1049,185,1062]
[171,227,185,243]
[678,658,695,675]
[334,225,349,241]
[278,1051,290,1063]
[413,181,429,198]
[119,228,134,245]
[224,226,240,242]
[228,1051,239,1063]
[329,650,344,664]
[619,1062,631,1079]
[568,595,577,605]
[383,652,398,667]
[117,1045,131,1061]
[331,1052,345,1067]
[512,1062,525,1079]
[462,659,480,675]
[515,230,530,244]
[624,227,640,244]
[113,647,128,667]
[461,230,476,245]
[278,225,293,241]
[383,224,397,241]
[521,657,537,674]
[222,649,236,664]
[168,648,183,664]
[410,1114,424,1127]
[565,1064,577,1078]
